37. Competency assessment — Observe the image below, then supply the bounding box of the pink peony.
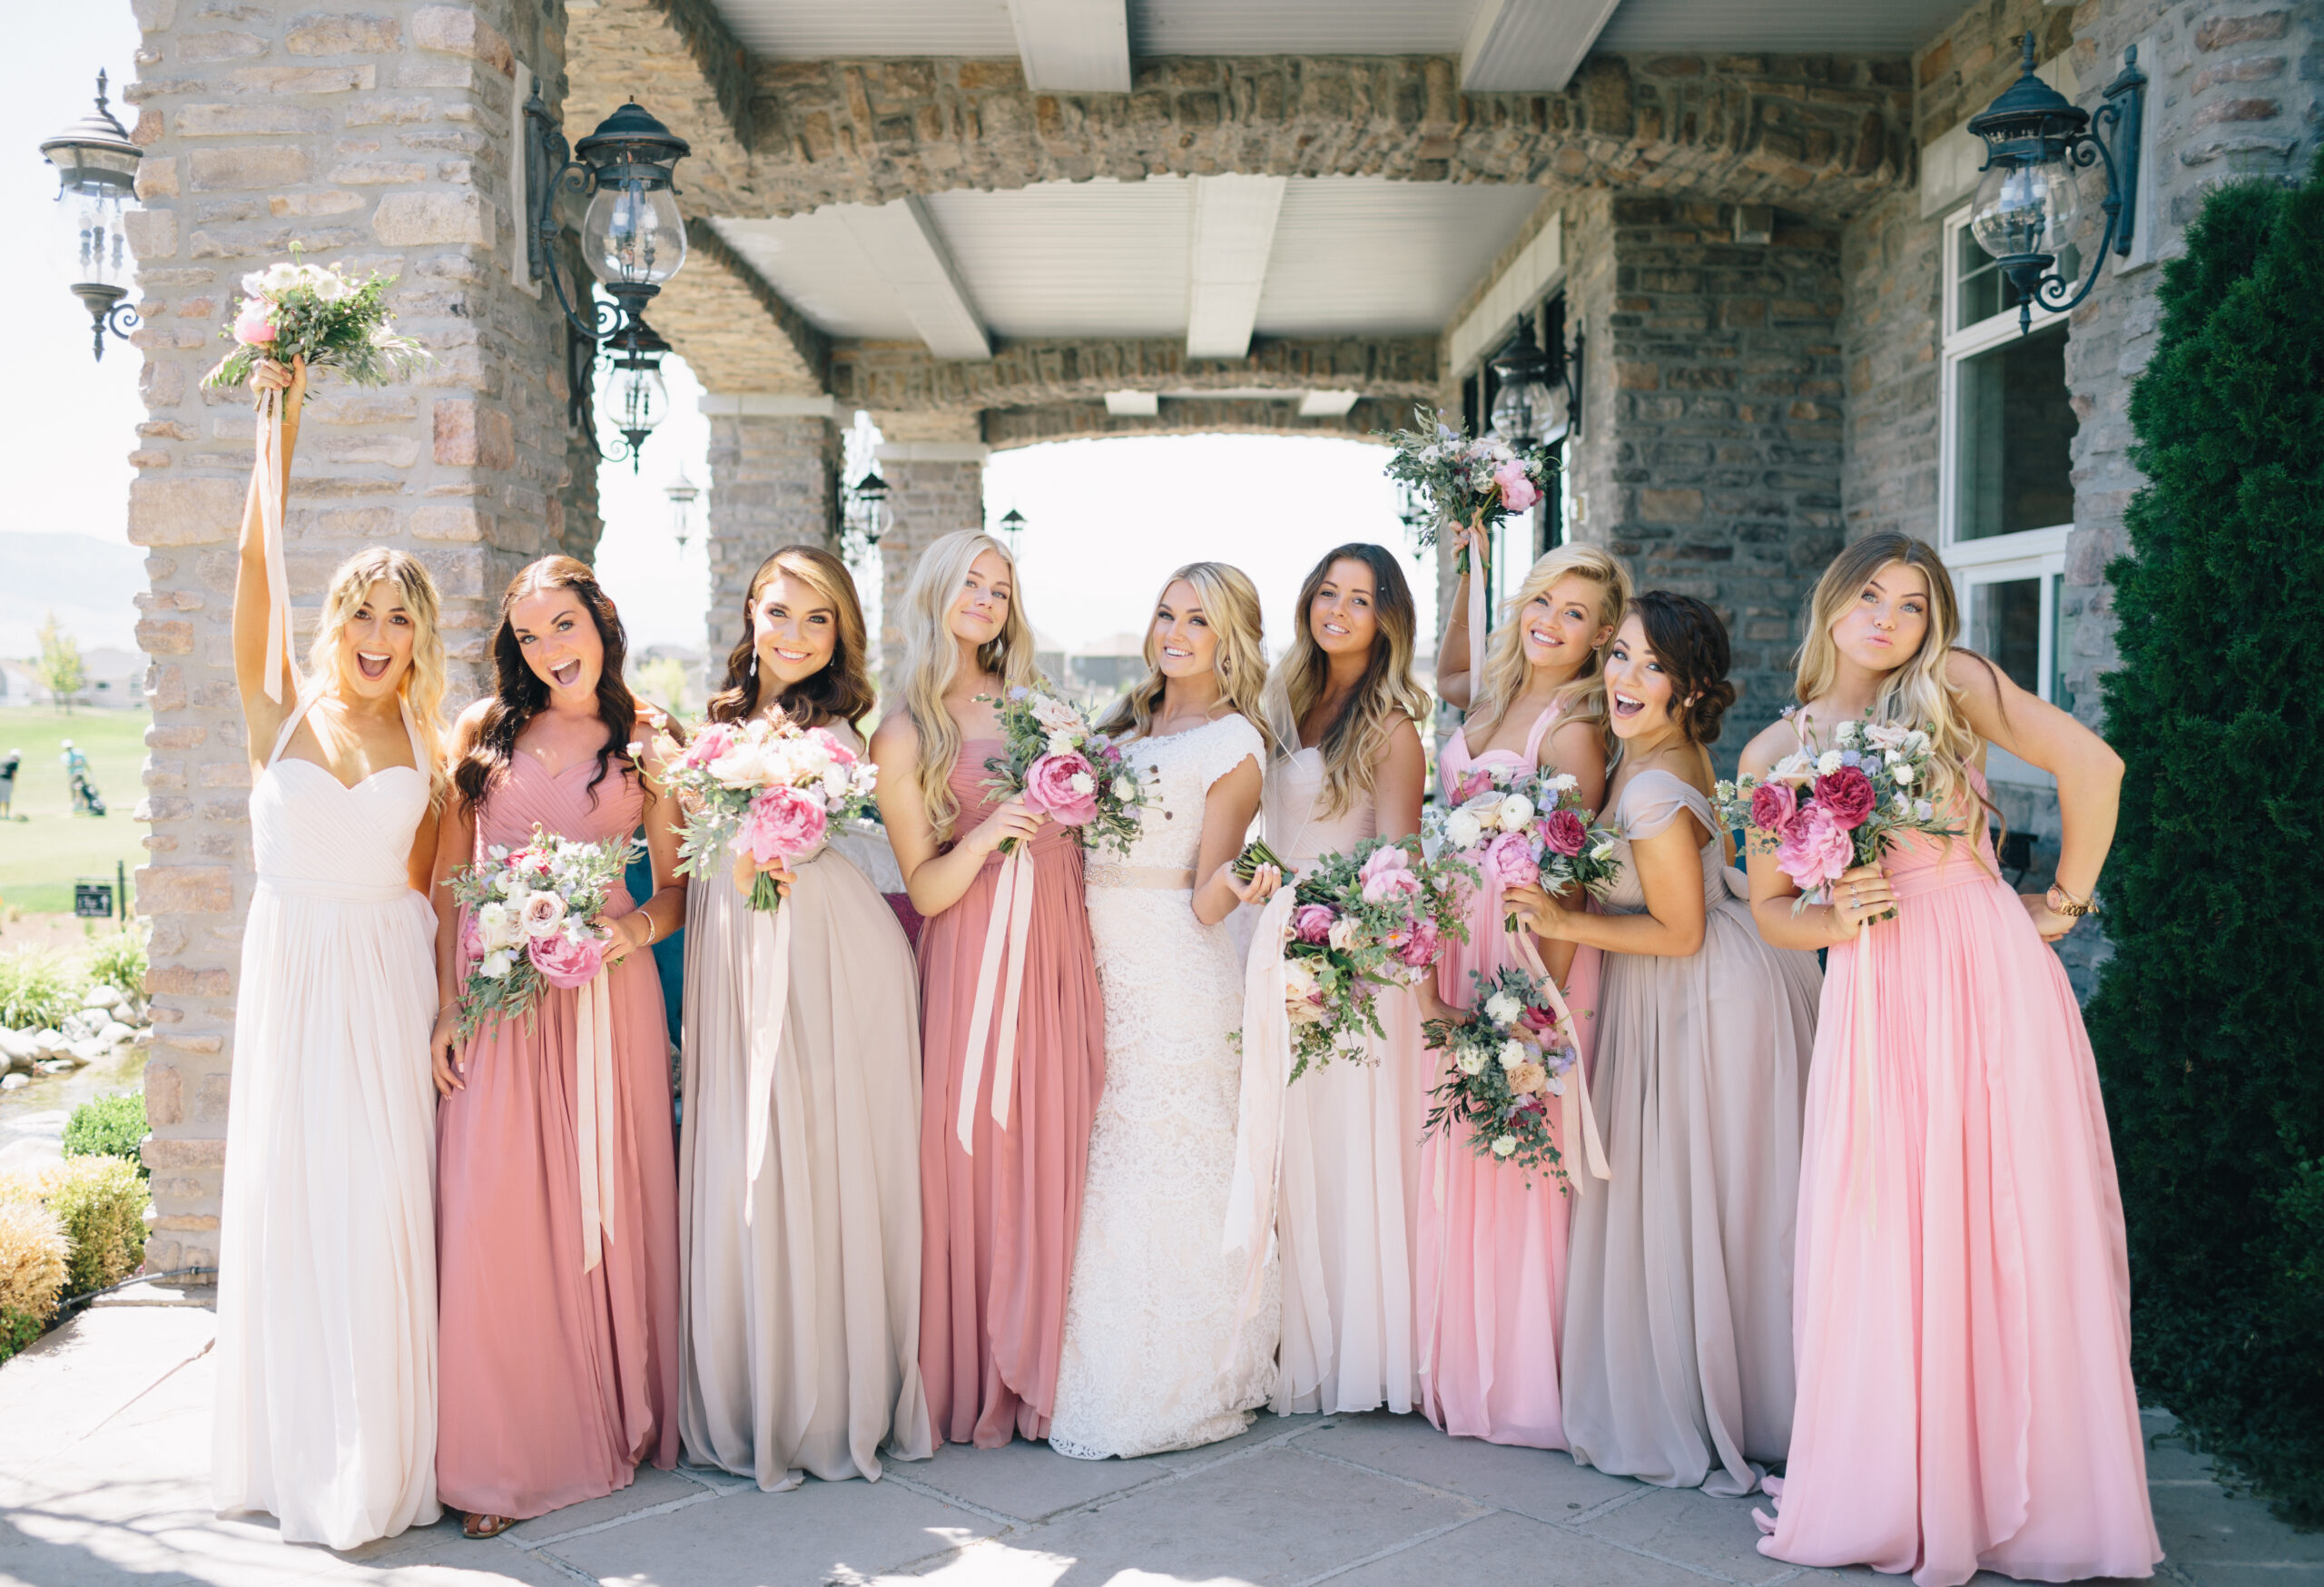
[1539,808,1589,857]
[1494,461,1541,513]
[741,783,828,862]
[529,929,605,990]
[808,726,857,765]
[1292,903,1337,945]
[1814,766,1876,827]
[1395,917,1441,969]
[1774,802,1856,892]
[1358,845,1422,904]
[517,890,567,940]
[1024,751,1099,826]
[232,300,278,347]
[1483,830,1540,890]
[1749,780,1799,838]
[684,721,735,770]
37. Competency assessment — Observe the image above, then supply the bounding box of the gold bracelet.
[2045,882,2098,918]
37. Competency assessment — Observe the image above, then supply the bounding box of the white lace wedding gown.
[212,690,440,1546]
[1048,714,1280,1459]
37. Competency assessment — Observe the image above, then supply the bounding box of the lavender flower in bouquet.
[450,825,645,1039]
[201,245,430,402]
[1423,964,1581,1187]
[1716,708,1960,917]
[1378,406,1557,574]
[981,685,1146,858]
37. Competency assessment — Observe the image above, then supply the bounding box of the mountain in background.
[0,532,143,658]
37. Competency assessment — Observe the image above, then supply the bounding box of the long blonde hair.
[1096,562,1272,751]
[1262,542,1432,820]
[1465,544,1632,753]
[307,547,448,803]
[1793,532,1989,825]
[899,529,1040,841]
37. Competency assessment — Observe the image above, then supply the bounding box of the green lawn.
[0,707,149,916]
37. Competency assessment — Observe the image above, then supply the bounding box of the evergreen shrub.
[62,1092,148,1173]
[2089,150,2324,1523]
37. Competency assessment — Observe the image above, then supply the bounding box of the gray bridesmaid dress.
[1561,770,1822,1496]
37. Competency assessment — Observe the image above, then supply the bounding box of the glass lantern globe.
[584,180,686,289]
[1490,375,1554,443]
[1970,155,2083,266]
[41,73,141,293]
[613,358,667,437]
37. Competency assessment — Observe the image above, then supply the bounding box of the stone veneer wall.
[1560,192,1848,772]
[123,0,579,1272]
[873,448,990,683]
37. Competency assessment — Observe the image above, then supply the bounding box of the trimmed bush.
[82,932,146,1007]
[0,1199,68,1336]
[0,951,80,1031]
[62,1092,147,1173]
[38,1158,148,1296]
[2088,150,2324,1523]
[0,1306,40,1366]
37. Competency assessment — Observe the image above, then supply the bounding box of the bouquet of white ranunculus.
[450,824,644,1039]
[1422,963,1581,1186]
[650,715,881,912]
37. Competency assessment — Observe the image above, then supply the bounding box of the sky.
[4,7,1430,670]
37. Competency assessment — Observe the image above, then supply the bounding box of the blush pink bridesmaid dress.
[435,755,681,1521]
[1418,704,1598,1449]
[915,739,1107,1448]
[1757,768,2160,1586]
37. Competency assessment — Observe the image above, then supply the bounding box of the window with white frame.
[1939,208,2082,779]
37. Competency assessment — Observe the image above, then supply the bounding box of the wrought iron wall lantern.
[41,73,143,362]
[844,468,891,550]
[601,316,672,471]
[996,506,1028,553]
[1487,320,1583,445]
[663,468,700,553]
[1966,34,2147,335]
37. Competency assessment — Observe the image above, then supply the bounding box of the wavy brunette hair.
[1095,561,1273,751]
[1261,542,1432,820]
[451,556,640,813]
[705,546,877,734]
[1465,543,1632,755]
[896,529,1040,842]
[1627,590,1738,746]
[308,547,449,804]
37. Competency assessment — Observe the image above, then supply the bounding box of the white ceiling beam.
[832,196,991,361]
[1460,0,1624,94]
[1298,390,1361,418]
[1103,390,1159,416]
[1185,173,1288,361]
[1008,0,1131,93]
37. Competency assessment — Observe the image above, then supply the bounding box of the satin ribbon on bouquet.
[246,391,297,704]
[955,844,1038,1153]
[1845,903,1880,1231]
[1461,508,1488,686]
[573,969,620,1273]
[1509,926,1611,1191]
[743,891,797,1202]
[1221,887,1299,1355]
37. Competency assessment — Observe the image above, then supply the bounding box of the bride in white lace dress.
[1049,565,1285,1460]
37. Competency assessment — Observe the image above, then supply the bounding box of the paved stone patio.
[2,1290,2317,1587]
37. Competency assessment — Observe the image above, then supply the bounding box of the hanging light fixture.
[523,89,690,349]
[663,467,700,552]
[844,468,891,549]
[40,72,143,362]
[601,316,671,470]
[997,506,1028,553]
[1966,34,2147,334]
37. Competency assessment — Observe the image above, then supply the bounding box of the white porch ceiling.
[706,0,1959,87]
[710,176,1541,357]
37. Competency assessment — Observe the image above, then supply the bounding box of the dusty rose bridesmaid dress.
[916,739,1107,1447]
[1758,768,2159,1586]
[436,756,681,1520]
[1417,704,1599,1449]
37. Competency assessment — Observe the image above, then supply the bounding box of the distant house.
[0,650,143,710]
[1067,632,1148,697]
[0,660,39,708]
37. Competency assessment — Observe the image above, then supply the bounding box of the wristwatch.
[2044,882,2099,918]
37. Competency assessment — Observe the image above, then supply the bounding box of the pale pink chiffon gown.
[916,740,1107,1447]
[1418,705,1598,1448]
[436,756,681,1520]
[1758,768,2160,1586]
[1268,745,1428,1416]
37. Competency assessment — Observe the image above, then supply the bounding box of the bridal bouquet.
[451,825,645,1038]
[201,245,430,393]
[1379,407,1555,573]
[1254,836,1472,1080]
[1423,964,1581,1185]
[982,685,1145,858]
[1426,765,1621,928]
[1716,709,1958,915]
[651,716,880,912]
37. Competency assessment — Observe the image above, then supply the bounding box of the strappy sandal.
[463,1513,518,1539]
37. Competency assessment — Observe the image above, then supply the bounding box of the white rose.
[1817,750,1844,775]
[1888,760,1915,785]
[1483,992,1522,1025]
[1497,794,1535,830]
[1498,1038,1529,1070]
[708,743,772,790]
[1491,1135,1518,1158]
[1456,1048,1487,1077]
[1327,916,1360,952]
[1445,809,1484,850]
[478,901,520,952]
[478,950,514,981]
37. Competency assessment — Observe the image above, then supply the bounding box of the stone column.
[699,394,842,679]
[123,0,576,1274]
[874,441,990,678]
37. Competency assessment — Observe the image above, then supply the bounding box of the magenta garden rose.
[1749,779,1799,838]
[1538,807,1590,858]
[1814,765,1877,827]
